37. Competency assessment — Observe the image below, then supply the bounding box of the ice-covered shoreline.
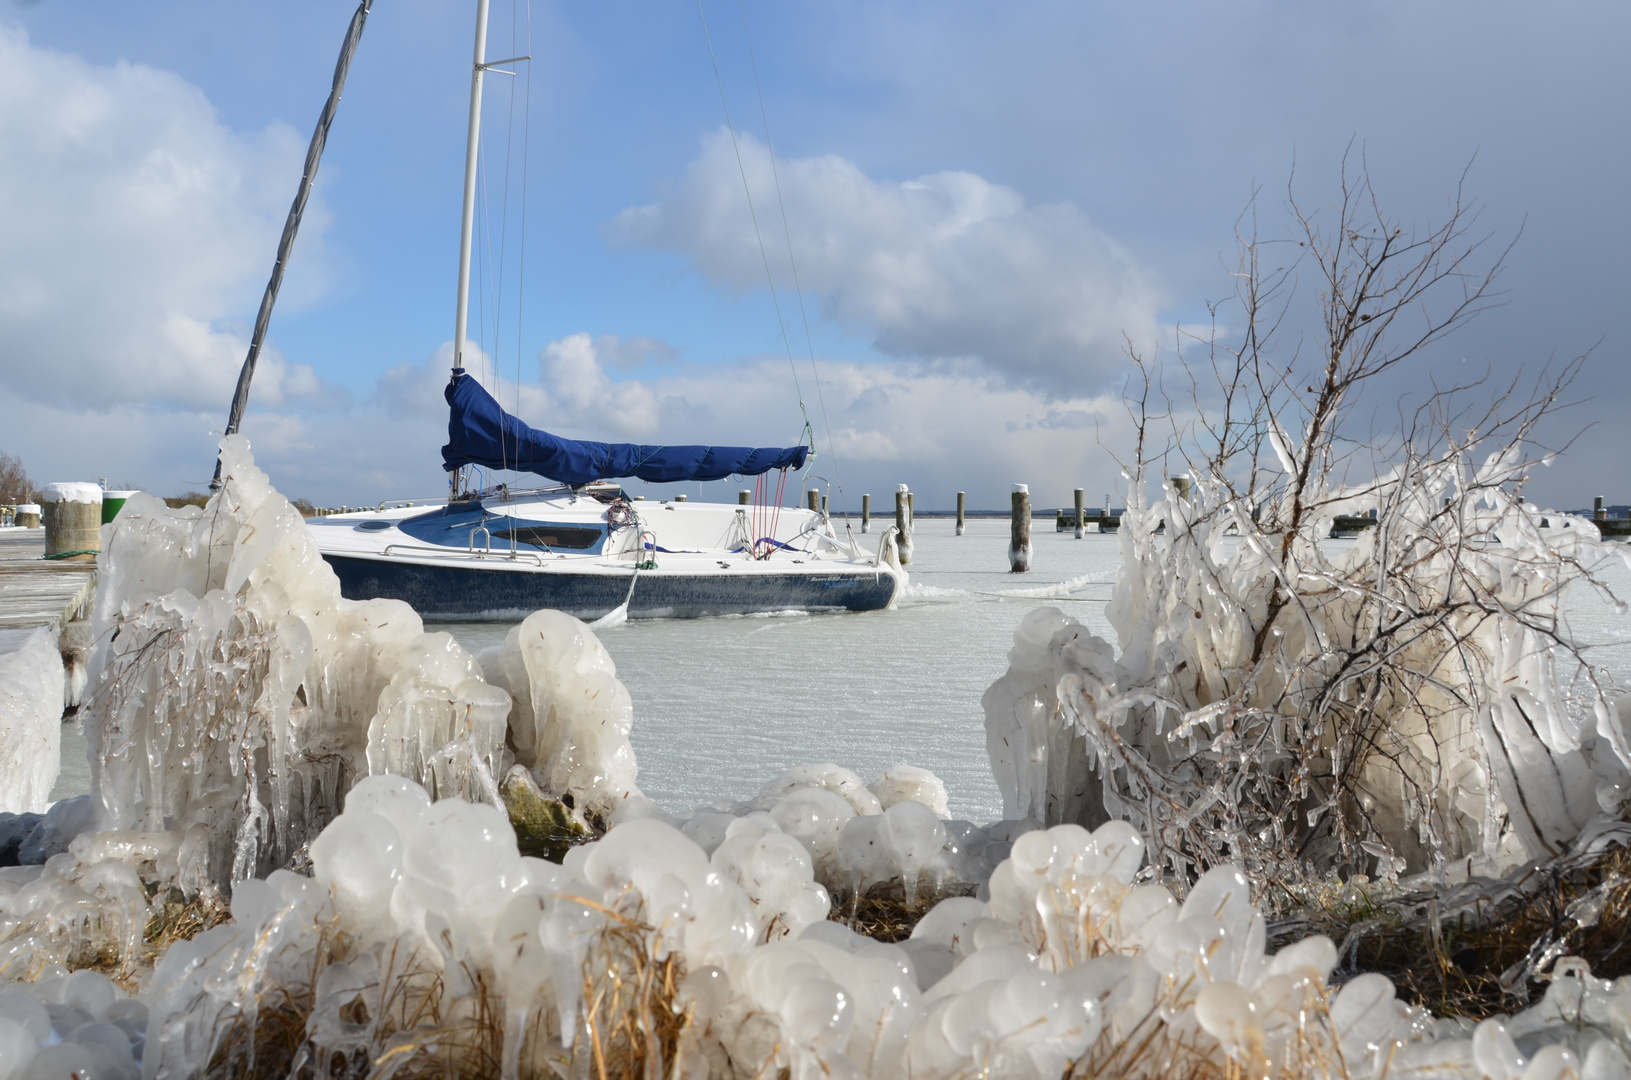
[5,438,1631,1079]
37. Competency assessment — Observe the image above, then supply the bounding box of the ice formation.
[75,436,517,892]
[479,609,643,826]
[986,447,1631,882]
[0,628,64,815]
[9,435,1631,1080]
[9,796,1631,1080]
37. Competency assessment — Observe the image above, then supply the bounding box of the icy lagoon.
[445,518,1631,824]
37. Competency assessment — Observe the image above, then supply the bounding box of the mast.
[211,0,374,490]
[453,0,492,376]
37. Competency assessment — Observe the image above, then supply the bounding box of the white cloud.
[4,328,1134,509]
[613,129,1164,392]
[0,23,334,412]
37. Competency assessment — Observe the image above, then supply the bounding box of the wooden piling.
[821,494,828,516]
[1173,476,1190,501]
[41,484,101,561]
[1010,484,1031,572]
[861,494,871,533]
[1073,488,1085,539]
[956,491,966,536]
[895,485,913,565]
[807,489,820,513]
[1596,495,1607,523]
[675,494,687,502]
[739,490,751,505]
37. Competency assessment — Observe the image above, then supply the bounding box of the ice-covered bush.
[78,436,514,893]
[986,168,1631,884]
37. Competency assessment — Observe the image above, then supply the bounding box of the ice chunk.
[485,609,641,824]
[0,628,64,815]
[759,764,883,816]
[17,797,96,865]
[771,787,856,881]
[879,801,947,906]
[868,765,950,818]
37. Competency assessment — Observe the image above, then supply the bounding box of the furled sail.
[440,369,809,485]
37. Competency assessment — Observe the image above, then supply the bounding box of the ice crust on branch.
[79,436,516,891]
[985,451,1631,882]
[0,628,64,815]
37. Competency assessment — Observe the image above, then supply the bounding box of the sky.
[0,0,1626,511]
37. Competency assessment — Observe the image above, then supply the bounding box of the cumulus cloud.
[0,23,334,411]
[352,334,1130,506]
[7,325,1133,508]
[613,129,1164,392]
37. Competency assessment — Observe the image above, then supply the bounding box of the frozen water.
[446,520,1125,822]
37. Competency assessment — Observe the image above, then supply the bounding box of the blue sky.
[1,0,1626,510]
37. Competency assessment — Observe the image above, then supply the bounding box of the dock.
[0,529,95,643]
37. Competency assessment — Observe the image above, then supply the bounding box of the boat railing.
[379,541,544,566]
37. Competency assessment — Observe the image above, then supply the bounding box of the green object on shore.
[101,491,139,524]
[500,766,593,863]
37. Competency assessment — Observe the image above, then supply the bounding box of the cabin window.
[491,526,603,550]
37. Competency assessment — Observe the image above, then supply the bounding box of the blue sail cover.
[440,370,809,485]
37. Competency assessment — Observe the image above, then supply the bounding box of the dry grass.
[186,895,693,1080]
[1265,840,1631,1019]
[145,887,232,954]
[828,879,979,943]
[1065,987,1355,1080]
[572,898,691,1080]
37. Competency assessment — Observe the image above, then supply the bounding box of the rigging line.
[735,0,850,529]
[516,0,533,429]
[693,0,814,457]
[491,0,523,470]
[476,136,491,388]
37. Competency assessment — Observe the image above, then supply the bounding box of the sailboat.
[307,0,903,621]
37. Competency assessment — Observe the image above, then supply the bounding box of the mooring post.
[895,484,913,565]
[739,490,750,505]
[1073,488,1085,539]
[861,494,871,533]
[42,483,102,561]
[821,494,828,516]
[1010,484,1031,572]
[807,489,820,513]
[956,491,966,536]
[1173,476,1190,501]
[1596,495,1607,523]
[675,494,687,502]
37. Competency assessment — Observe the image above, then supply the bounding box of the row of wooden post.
[784,483,1122,573]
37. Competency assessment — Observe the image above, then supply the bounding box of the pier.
[0,529,94,644]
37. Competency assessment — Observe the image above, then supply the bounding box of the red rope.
[749,468,790,559]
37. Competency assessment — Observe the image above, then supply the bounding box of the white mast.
[453,0,491,374]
